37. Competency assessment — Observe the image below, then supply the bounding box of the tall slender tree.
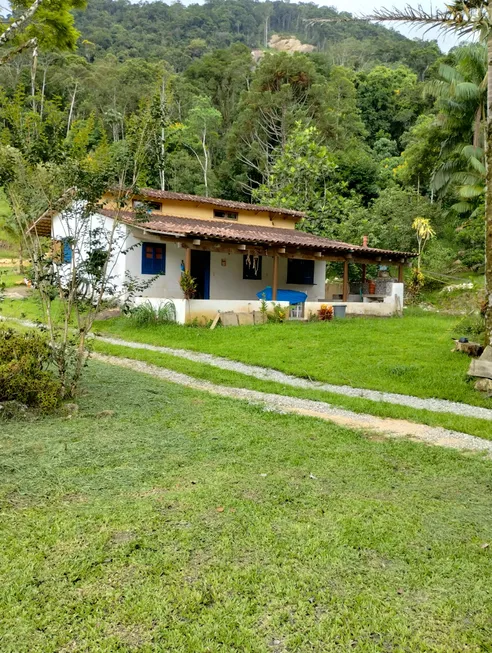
[310,2,492,344]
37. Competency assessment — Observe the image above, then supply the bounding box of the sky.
[305,0,466,52]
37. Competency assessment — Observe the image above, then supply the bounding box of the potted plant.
[180,271,197,299]
[317,304,334,321]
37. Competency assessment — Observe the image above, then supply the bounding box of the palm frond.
[466,155,486,175]
[461,144,484,160]
[454,81,482,100]
[458,184,485,198]
[437,64,465,86]
[364,4,488,38]
[451,201,476,214]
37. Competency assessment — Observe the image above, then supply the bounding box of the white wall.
[134,296,188,324]
[126,239,326,302]
[305,301,397,317]
[384,282,404,307]
[209,252,325,301]
[52,209,127,295]
[125,231,184,299]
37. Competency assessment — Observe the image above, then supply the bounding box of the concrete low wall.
[187,299,290,322]
[135,296,399,323]
[305,301,396,317]
[134,296,188,324]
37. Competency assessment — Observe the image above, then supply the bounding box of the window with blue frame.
[287,259,315,285]
[142,242,166,275]
[62,239,72,264]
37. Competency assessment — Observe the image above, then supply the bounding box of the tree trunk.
[39,65,47,119]
[66,83,77,138]
[486,28,492,345]
[159,76,166,191]
[30,45,37,113]
[202,125,208,197]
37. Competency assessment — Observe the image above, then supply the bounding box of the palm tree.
[310,3,492,344]
[426,44,486,150]
[425,45,486,213]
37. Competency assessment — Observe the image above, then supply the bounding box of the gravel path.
[93,352,492,455]
[98,336,492,421]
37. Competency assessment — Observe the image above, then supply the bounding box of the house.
[33,188,414,323]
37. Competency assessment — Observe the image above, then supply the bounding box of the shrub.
[0,328,61,413]
[128,301,176,326]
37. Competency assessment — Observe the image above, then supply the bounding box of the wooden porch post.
[361,264,366,284]
[272,254,279,301]
[398,264,404,283]
[342,260,349,301]
[184,248,191,273]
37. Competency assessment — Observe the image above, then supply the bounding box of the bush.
[268,303,287,323]
[455,312,486,343]
[0,328,61,413]
[128,301,176,326]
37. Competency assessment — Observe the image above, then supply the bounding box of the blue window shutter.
[142,242,166,275]
[62,240,72,264]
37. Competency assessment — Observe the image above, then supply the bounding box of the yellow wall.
[102,192,300,229]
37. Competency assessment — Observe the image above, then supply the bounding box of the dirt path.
[98,336,492,422]
[92,352,492,456]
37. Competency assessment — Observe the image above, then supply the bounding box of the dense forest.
[0,0,485,272]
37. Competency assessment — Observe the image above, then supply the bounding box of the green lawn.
[94,339,492,440]
[1,361,492,652]
[0,265,24,288]
[0,190,16,258]
[0,298,488,409]
[94,309,488,408]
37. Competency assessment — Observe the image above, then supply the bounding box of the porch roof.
[100,209,415,260]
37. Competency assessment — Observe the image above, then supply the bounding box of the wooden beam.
[361,264,366,284]
[343,260,349,302]
[184,248,191,273]
[398,264,404,283]
[272,255,279,302]
[145,235,406,266]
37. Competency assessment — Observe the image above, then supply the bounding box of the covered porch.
[120,210,412,323]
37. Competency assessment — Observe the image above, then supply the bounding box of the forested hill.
[74,0,440,76]
[0,0,484,271]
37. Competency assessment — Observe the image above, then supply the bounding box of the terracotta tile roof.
[135,188,306,218]
[99,209,415,258]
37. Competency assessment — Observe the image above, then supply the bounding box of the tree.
[310,2,492,344]
[413,217,436,269]
[253,122,360,239]
[337,187,441,254]
[184,96,222,197]
[0,0,86,65]
[1,123,154,397]
[356,65,422,146]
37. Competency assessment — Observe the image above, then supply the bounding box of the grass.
[0,294,57,320]
[93,309,490,408]
[94,339,492,440]
[2,361,492,652]
[0,297,489,410]
[0,248,16,259]
[0,191,16,258]
[1,265,24,288]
